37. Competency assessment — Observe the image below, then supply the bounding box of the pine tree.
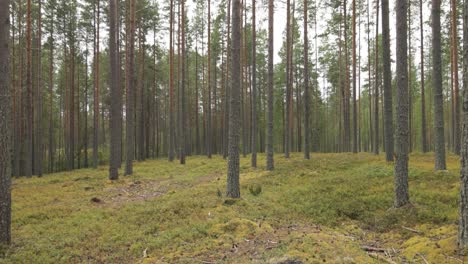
[432,0,446,170]
[227,0,241,198]
[382,0,394,161]
[0,0,12,244]
[394,0,410,208]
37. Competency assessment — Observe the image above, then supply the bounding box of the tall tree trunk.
[93,0,100,168]
[179,0,186,164]
[420,0,428,152]
[207,0,212,158]
[394,0,410,208]
[304,0,311,159]
[382,0,394,161]
[48,4,54,173]
[109,0,120,180]
[432,0,447,170]
[223,0,231,159]
[458,0,468,246]
[367,0,373,153]
[266,0,274,170]
[285,0,292,158]
[251,0,257,167]
[35,0,43,176]
[169,0,175,161]
[451,0,461,155]
[25,0,33,176]
[0,0,11,244]
[125,0,136,175]
[373,0,380,155]
[352,0,358,153]
[227,0,241,198]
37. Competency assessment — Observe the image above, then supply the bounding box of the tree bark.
[109,0,120,180]
[394,0,410,208]
[420,0,428,153]
[0,0,12,244]
[451,0,461,155]
[304,0,311,159]
[458,0,468,246]
[266,0,274,170]
[227,0,241,198]
[125,0,136,175]
[382,0,394,161]
[432,0,447,170]
[251,0,257,167]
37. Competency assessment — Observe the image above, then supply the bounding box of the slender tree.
[459,0,468,246]
[25,0,33,176]
[169,0,175,161]
[266,0,274,171]
[0,0,12,244]
[125,0,136,175]
[109,0,120,180]
[227,0,241,198]
[451,0,460,155]
[93,0,100,168]
[394,0,410,208]
[373,0,380,155]
[382,0,393,161]
[432,0,446,170]
[352,0,357,153]
[304,0,310,159]
[420,0,428,153]
[36,0,43,176]
[179,0,186,164]
[251,0,257,167]
[285,0,292,158]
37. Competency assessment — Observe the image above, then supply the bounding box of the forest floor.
[0,153,465,263]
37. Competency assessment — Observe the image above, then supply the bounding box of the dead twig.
[416,253,429,264]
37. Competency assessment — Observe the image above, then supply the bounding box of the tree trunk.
[93,0,100,168]
[207,0,212,159]
[266,0,274,170]
[420,0,428,153]
[169,0,175,161]
[394,0,410,208]
[432,0,447,170]
[125,0,136,175]
[179,0,186,164]
[25,0,33,176]
[304,0,311,159]
[109,0,120,180]
[451,0,461,155]
[458,0,468,246]
[227,0,241,198]
[352,0,358,153]
[0,0,11,244]
[382,0,394,161]
[373,0,380,155]
[285,0,292,158]
[251,0,257,167]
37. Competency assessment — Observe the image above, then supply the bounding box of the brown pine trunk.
[451,0,461,155]
[227,0,241,198]
[304,0,310,159]
[266,0,274,170]
[93,0,100,168]
[420,0,428,152]
[125,0,136,175]
[0,0,12,244]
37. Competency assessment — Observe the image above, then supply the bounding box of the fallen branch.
[443,254,463,263]
[361,246,387,253]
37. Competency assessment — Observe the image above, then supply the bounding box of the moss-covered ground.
[0,153,465,263]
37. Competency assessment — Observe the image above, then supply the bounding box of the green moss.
[0,153,463,263]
